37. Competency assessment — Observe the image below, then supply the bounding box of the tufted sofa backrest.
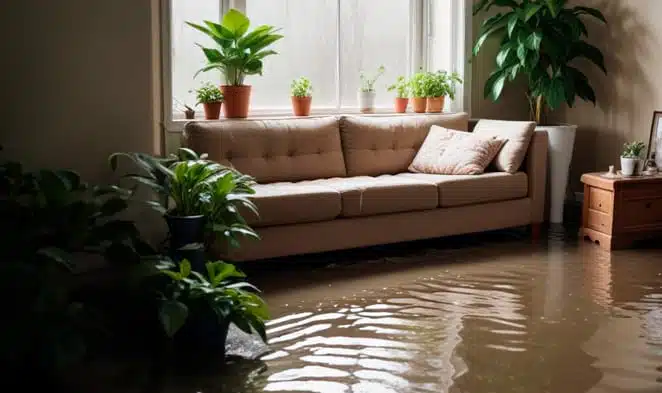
[183,116,346,183]
[338,113,470,176]
[183,112,470,183]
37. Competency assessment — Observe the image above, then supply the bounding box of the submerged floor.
[104,228,662,392]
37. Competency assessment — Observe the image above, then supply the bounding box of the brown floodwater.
[161,229,662,393]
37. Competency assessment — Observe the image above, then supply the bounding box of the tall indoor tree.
[473,0,607,124]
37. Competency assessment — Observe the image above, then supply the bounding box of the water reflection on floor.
[175,228,662,393]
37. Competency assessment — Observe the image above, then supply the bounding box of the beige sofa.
[184,113,548,261]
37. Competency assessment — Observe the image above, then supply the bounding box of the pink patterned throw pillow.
[408,125,506,175]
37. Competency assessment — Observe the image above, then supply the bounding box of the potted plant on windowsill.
[291,76,313,116]
[193,82,224,120]
[358,65,385,114]
[109,148,259,271]
[409,71,428,113]
[187,9,284,118]
[424,71,463,113]
[621,141,646,176]
[473,0,608,223]
[387,76,410,113]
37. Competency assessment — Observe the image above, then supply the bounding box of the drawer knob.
[646,202,652,208]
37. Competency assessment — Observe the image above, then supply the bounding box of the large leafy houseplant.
[187,9,284,118]
[109,148,259,269]
[0,156,151,383]
[473,0,607,124]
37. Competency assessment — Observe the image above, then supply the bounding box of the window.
[165,0,469,124]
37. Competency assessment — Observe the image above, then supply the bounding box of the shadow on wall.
[558,0,655,192]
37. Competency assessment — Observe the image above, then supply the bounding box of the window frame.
[161,0,471,132]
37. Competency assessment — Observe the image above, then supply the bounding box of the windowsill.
[165,108,460,133]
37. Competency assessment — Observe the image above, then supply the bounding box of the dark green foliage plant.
[154,258,268,344]
[473,0,607,124]
[0,156,152,378]
[109,148,259,248]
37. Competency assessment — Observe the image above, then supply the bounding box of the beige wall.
[556,0,662,191]
[0,0,162,183]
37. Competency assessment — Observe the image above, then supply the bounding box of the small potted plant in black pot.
[109,148,259,271]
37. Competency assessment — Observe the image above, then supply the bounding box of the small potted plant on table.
[194,82,224,120]
[387,76,410,113]
[291,76,313,116]
[621,141,646,176]
[358,65,385,113]
[409,71,428,113]
[188,9,284,118]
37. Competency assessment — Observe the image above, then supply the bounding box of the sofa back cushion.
[339,113,470,176]
[184,117,346,183]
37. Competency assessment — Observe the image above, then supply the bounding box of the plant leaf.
[222,9,250,37]
[36,247,74,270]
[573,6,607,23]
[159,300,188,338]
[524,31,542,51]
[524,3,543,21]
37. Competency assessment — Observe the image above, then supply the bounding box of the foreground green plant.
[291,77,313,97]
[109,148,259,248]
[187,9,284,85]
[155,258,268,344]
[0,156,152,378]
[473,0,607,124]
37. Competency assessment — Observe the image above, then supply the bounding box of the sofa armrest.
[526,130,548,223]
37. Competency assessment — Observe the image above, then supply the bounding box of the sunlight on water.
[244,242,662,393]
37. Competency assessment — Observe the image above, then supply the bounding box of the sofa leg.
[531,223,542,242]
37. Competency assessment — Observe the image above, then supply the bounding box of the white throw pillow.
[472,119,536,173]
[408,125,506,175]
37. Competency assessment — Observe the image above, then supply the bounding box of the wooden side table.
[580,172,662,250]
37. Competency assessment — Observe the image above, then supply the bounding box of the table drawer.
[589,187,612,213]
[587,209,613,233]
[621,198,662,227]
[622,184,662,200]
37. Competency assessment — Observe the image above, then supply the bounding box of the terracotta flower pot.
[426,96,445,113]
[394,97,409,113]
[291,96,312,116]
[221,85,252,118]
[202,102,222,120]
[411,97,427,113]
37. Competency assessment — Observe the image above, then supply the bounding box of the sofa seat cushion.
[247,183,341,227]
[305,176,438,217]
[398,172,528,207]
